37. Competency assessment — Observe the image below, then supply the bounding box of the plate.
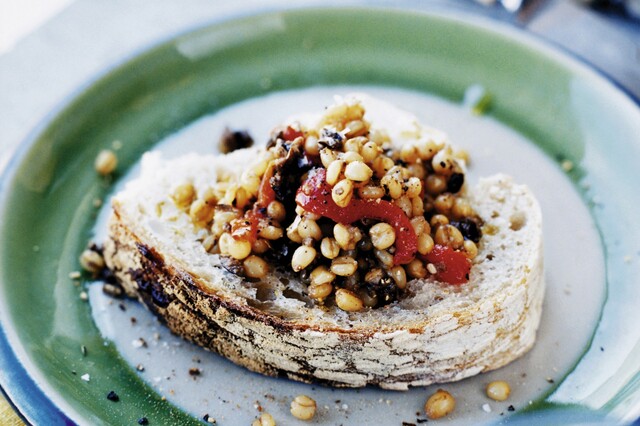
[1,7,640,425]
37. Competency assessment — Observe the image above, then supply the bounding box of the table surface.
[0,1,638,424]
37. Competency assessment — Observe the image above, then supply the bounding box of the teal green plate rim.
[1,6,639,425]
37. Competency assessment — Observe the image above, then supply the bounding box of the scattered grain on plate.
[80,373,90,382]
[546,377,555,384]
[561,159,574,172]
[106,390,119,402]
[102,283,123,297]
[132,338,147,348]
[252,412,275,426]
[69,271,81,280]
[79,291,88,301]
[136,364,145,372]
[81,345,87,357]
[482,403,492,413]
[290,394,317,420]
[111,140,123,150]
[624,255,633,263]
[424,389,455,420]
[188,368,201,377]
[32,245,40,252]
[79,249,105,274]
[507,405,516,412]
[92,198,103,208]
[137,417,149,425]
[95,149,118,175]
[486,380,511,401]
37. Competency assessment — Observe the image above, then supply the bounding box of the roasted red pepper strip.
[256,162,276,209]
[295,169,417,265]
[231,162,276,243]
[422,244,471,285]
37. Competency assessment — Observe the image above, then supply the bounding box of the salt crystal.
[81,373,90,382]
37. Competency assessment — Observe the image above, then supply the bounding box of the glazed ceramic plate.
[1,7,639,426]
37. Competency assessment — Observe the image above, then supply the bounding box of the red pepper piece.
[295,169,417,265]
[282,126,304,141]
[423,244,471,285]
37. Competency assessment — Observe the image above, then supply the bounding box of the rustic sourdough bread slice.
[103,149,544,390]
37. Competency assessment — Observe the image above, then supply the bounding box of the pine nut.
[425,389,455,419]
[171,183,195,209]
[94,149,117,175]
[227,237,252,260]
[310,265,336,286]
[344,136,366,153]
[326,160,345,186]
[425,174,447,195]
[291,246,316,272]
[341,151,364,164]
[434,224,464,249]
[320,148,337,168]
[332,179,353,207]
[407,259,427,279]
[320,237,340,259]
[190,199,215,224]
[417,233,435,255]
[361,141,381,163]
[330,256,358,276]
[243,255,269,278]
[290,395,317,420]
[252,413,276,426]
[267,201,286,222]
[79,249,104,273]
[389,266,407,289]
[344,161,373,182]
[335,288,364,312]
[434,193,455,215]
[374,249,394,268]
[405,177,422,198]
[308,282,333,300]
[486,381,511,402]
[358,184,385,199]
[432,149,456,176]
[240,170,261,196]
[463,240,478,259]
[298,218,322,241]
[369,223,396,250]
[259,225,284,241]
[430,214,450,228]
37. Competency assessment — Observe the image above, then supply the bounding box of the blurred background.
[0,0,638,424]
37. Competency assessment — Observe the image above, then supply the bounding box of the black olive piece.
[317,128,344,150]
[451,218,482,243]
[219,127,254,154]
[447,172,465,193]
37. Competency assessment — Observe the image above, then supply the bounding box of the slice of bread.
[103,148,544,390]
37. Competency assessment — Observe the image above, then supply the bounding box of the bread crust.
[104,174,545,389]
